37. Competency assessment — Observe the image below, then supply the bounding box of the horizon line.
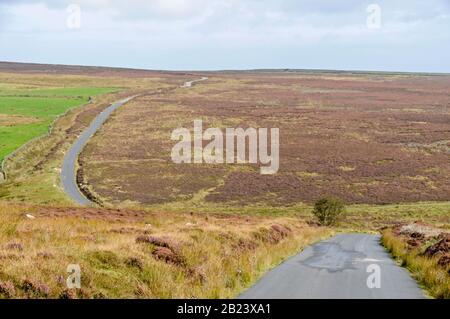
[1,60,449,76]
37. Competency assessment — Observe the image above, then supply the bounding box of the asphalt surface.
[240,233,426,299]
[60,96,136,205]
[61,78,208,206]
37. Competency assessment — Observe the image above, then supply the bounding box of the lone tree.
[312,197,345,226]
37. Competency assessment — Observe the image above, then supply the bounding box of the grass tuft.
[382,229,450,299]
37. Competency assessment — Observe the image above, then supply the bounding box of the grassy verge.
[0,202,332,298]
[0,87,117,162]
[381,228,450,299]
[0,90,130,205]
[0,72,178,205]
[117,199,450,231]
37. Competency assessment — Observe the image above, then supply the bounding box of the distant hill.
[1,61,448,77]
[0,61,191,77]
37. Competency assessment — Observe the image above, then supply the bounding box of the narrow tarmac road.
[240,234,425,299]
[60,96,137,205]
[61,78,208,206]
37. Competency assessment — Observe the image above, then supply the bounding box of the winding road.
[240,234,425,299]
[60,96,137,206]
[59,79,424,299]
[61,78,208,206]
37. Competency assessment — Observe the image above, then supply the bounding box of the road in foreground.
[240,234,425,299]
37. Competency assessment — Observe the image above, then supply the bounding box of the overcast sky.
[0,0,449,72]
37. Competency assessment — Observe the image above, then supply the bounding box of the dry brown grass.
[0,201,332,298]
[0,114,40,126]
[0,66,448,299]
[382,227,450,299]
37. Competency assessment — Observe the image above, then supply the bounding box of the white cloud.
[0,0,449,71]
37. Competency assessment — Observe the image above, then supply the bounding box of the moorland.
[0,62,448,298]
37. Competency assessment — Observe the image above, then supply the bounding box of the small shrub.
[88,250,121,268]
[37,251,54,259]
[152,247,186,266]
[22,279,50,298]
[271,224,291,238]
[6,242,23,251]
[136,235,180,252]
[252,225,292,244]
[234,238,258,251]
[312,197,345,226]
[59,288,77,299]
[0,280,16,298]
[125,257,144,270]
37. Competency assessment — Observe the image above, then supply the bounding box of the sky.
[0,0,449,72]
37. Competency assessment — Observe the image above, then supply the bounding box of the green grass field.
[0,87,117,162]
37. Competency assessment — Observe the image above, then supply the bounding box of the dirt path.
[181,77,208,87]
